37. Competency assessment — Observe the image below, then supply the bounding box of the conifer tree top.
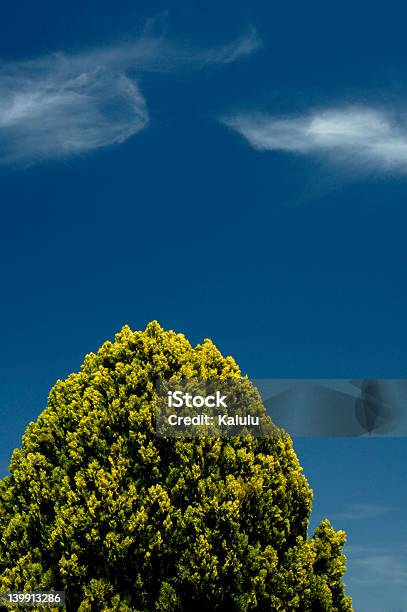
[0,322,353,611]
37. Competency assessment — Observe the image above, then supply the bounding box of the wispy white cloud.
[224,106,407,174]
[352,553,407,585]
[331,503,392,521]
[61,24,260,74]
[198,26,260,67]
[0,64,148,164]
[346,544,407,588]
[0,24,260,164]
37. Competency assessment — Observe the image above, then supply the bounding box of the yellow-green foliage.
[0,322,352,611]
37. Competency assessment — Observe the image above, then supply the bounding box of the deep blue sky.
[1,2,407,610]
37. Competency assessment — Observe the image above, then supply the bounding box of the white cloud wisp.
[0,64,148,163]
[0,27,259,164]
[0,55,148,163]
[224,106,407,174]
[331,503,392,521]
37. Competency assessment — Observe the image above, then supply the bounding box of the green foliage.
[0,322,353,611]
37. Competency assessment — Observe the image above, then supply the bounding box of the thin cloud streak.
[352,554,407,585]
[0,26,259,164]
[346,545,407,587]
[0,65,149,163]
[224,106,407,174]
[54,25,260,74]
[331,503,392,521]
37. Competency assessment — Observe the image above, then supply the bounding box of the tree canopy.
[0,322,353,611]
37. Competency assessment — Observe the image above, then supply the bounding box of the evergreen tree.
[0,322,352,611]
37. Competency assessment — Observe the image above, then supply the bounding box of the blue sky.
[1,1,407,609]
